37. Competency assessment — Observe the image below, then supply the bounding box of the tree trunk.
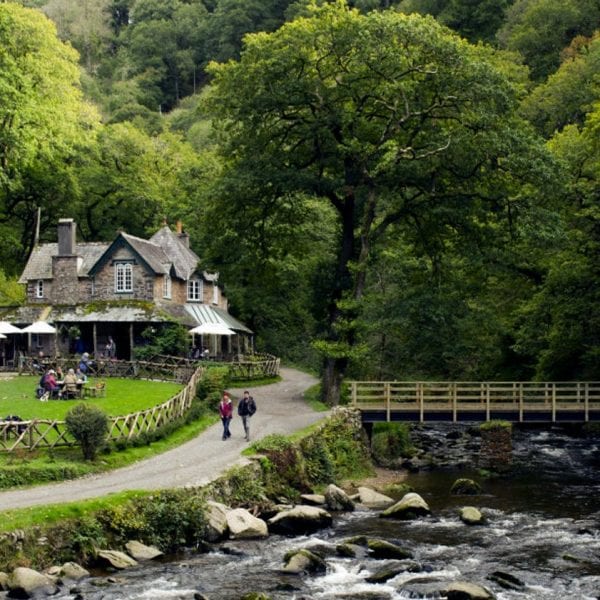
[322,355,347,406]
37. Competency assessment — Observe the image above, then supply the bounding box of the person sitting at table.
[75,367,88,383]
[44,369,61,399]
[55,365,64,381]
[62,368,79,399]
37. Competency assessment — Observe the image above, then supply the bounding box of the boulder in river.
[460,506,484,525]
[365,562,412,583]
[450,478,482,495]
[59,562,90,581]
[356,487,395,509]
[268,505,333,535]
[97,550,139,569]
[125,540,163,561]
[367,538,413,560]
[324,484,355,511]
[300,493,326,506]
[205,500,230,541]
[7,566,58,597]
[444,580,496,599]
[380,492,431,520]
[281,548,326,575]
[226,508,268,539]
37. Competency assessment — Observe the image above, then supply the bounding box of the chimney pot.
[57,219,76,256]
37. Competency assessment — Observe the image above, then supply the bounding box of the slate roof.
[149,226,200,280]
[120,233,170,274]
[18,242,109,283]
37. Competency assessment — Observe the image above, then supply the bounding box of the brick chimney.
[52,218,80,302]
[176,220,190,248]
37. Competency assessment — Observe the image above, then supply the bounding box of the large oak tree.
[207,1,552,403]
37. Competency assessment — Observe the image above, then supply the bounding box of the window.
[212,282,219,305]
[115,262,133,293]
[164,274,172,299]
[35,280,44,298]
[187,279,202,301]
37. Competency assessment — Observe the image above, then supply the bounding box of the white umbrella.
[189,322,235,336]
[0,321,22,334]
[21,321,57,334]
[0,333,5,339]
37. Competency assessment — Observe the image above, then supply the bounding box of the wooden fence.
[349,381,600,423]
[0,363,205,452]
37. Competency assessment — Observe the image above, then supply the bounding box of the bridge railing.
[349,381,600,422]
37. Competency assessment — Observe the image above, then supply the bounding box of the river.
[44,426,600,600]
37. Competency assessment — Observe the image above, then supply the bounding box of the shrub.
[371,422,413,466]
[65,403,109,461]
[196,366,230,400]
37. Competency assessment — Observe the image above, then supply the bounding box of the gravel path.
[0,367,321,511]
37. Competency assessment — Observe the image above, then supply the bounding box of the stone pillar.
[478,421,512,473]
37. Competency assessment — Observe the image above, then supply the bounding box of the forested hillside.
[1,0,599,402]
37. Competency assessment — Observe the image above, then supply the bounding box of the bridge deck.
[349,381,600,423]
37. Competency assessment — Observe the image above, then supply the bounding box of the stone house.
[5,219,251,359]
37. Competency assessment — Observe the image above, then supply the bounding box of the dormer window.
[164,274,172,299]
[212,282,219,305]
[35,280,44,299]
[187,278,202,302]
[115,262,133,293]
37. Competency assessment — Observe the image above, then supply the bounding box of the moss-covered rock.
[380,493,431,520]
[450,478,482,495]
[281,549,326,575]
[367,539,413,560]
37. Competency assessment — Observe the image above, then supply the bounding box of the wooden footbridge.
[349,381,600,423]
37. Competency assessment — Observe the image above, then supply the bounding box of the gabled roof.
[18,242,109,283]
[88,232,171,277]
[149,226,200,280]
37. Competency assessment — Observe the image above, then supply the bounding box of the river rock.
[281,549,326,575]
[60,562,90,580]
[0,571,7,590]
[357,487,395,509]
[487,571,525,591]
[125,540,163,561]
[7,566,58,597]
[300,493,326,506]
[365,563,408,583]
[450,478,482,495]
[460,506,484,525]
[97,550,139,569]
[380,492,431,519]
[444,580,496,599]
[268,505,333,535]
[226,508,268,539]
[324,484,355,511]
[336,543,368,558]
[205,500,230,541]
[367,539,413,560]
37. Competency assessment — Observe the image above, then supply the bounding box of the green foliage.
[65,403,109,461]
[134,322,190,359]
[480,420,512,432]
[0,463,91,489]
[195,365,230,401]
[371,423,414,465]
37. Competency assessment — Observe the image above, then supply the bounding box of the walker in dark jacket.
[237,391,256,441]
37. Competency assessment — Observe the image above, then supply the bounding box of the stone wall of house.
[51,256,81,304]
[91,248,155,301]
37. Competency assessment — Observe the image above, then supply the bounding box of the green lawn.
[0,376,182,420]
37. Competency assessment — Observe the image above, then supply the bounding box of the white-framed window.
[115,262,133,293]
[187,279,202,302]
[35,280,44,298]
[212,282,219,305]
[164,274,172,299]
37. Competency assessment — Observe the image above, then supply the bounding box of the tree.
[0,3,98,268]
[207,1,552,403]
[497,0,600,81]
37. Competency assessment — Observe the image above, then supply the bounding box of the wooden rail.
[349,381,600,423]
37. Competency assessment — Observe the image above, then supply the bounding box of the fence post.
[519,382,524,422]
[452,382,457,422]
[385,382,391,422]
[351,382,357,406]
[485,383,490,422]
[552,383,556,422]
[584,382,589,422]
[419,383,424,423]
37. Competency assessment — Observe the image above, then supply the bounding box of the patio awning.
[184,304,252,334]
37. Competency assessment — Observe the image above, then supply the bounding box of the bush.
[65,403,109,461]
[371,422,413,466]
[196,366,230,400]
